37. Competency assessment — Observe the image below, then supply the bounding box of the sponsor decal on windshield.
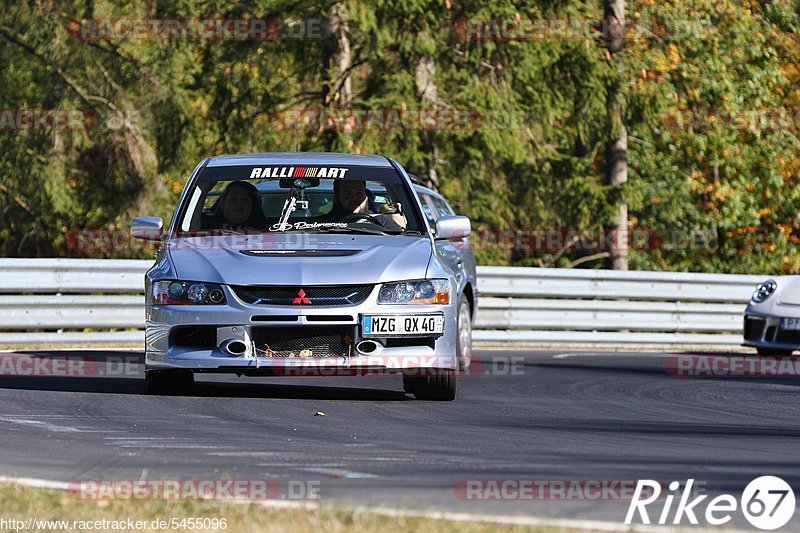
[249,166,350,179]
[269,221,348,231]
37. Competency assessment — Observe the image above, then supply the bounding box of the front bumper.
[145,285,458,373]
[742,312,800,351]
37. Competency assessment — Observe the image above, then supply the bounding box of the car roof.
[206,152,393,168]
[413,183,447,201]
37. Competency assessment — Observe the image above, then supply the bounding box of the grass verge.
[0,482,596,533]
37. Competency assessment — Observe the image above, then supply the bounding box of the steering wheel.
[339,212,387,227]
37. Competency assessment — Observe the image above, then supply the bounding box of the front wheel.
[457,298,472,371]
[145,369,194,394]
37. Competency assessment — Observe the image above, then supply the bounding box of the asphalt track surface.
[0,348,799,530]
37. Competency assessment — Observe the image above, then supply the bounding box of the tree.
[0,0,797,276]
[604,0,629,270]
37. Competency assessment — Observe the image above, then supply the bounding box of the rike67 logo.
[625,477,795,530]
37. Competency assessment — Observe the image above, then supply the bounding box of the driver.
[320,180,403,231]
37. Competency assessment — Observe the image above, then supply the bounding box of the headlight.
[377,279,449,304]
[153,280,226,305]
[751,280,777,303]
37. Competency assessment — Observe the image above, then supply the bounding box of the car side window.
[431,196,455,217]
[417,193,438,227]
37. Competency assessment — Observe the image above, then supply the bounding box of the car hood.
[777,276,800,306]
[166,233,432,285]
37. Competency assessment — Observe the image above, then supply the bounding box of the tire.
[457,298,472,371]
[402,373,417,393]
[756,347,794,356]
[413,369,457,401]
[412,299,466,401]
[145,369,194,394]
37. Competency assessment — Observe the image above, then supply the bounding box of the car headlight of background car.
[152,280,226,305]
[377,279,450,304]
[751,279,777,303]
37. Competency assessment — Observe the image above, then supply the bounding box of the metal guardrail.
[0,259,150,346]
[0,259,765,348]
[0,258,151,293]
[474,267,762,348]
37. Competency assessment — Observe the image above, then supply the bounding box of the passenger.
[212,181,268,229]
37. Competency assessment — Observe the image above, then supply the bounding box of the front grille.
[251,326,355,357]
[232,285,373,306]
[744,316,766,342]
[775,329,800,345]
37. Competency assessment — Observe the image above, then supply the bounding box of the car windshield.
[177,164,423,236]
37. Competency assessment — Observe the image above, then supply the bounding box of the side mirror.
[131,216,163,241]
[435,215,471,240]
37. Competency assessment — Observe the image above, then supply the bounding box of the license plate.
[781,318,800,330]
[362,314,444,336]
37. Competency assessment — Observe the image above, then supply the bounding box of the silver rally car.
[131,153,477,400]
[744,277,800,355]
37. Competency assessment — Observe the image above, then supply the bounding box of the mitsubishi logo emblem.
[292,289,311,305]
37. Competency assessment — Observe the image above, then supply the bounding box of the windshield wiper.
[310,227,389,236]
[177,228,249,237]
[312,227,423,236]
